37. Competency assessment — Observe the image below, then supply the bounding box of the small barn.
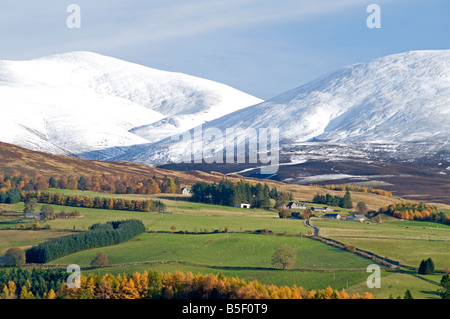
[26,213,42,220]
[323,213,341,220]
[312,206,333,213]
[181,187,192,196]
[350,214,367,222]
[234,203,250,209]
[287,202,307,210]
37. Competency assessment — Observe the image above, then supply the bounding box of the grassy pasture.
[1,188,447,298]
[346,271,441,299]
[312,218,450,270]
[0,229,76,255]
[6,199,312,235]
[50,232,373,270]
[49,232,375,290]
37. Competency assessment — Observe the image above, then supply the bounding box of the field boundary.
[305,219,405,270]
[27,260,382,273]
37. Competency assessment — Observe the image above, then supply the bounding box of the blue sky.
[0,0,448,99]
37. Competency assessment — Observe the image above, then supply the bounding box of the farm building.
[25,213,42,220]
[349,214,367,222]
[311,206,333,213]
[234,203,250,209]
[323,213,341,220]
[181,187,192,195]
[287,202,307,209]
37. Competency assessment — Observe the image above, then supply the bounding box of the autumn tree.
[90,252,109,267]
[301,209,311,220]
[2,281,17,299]
[4,248,26,267]
[40,205,55,220]
[356,202,369,215]
[23,197,38,214]
[19,285,35,299]
[271,244,297,270]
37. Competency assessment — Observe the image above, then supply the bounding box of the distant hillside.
[0,51,262,157]
[0,141,407,211]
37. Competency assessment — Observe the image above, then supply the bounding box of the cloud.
[60,0,374,51]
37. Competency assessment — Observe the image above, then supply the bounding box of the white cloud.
[60,0,375,51]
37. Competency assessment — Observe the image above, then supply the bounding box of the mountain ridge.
[0,51,262,155]
[119,49,450,166]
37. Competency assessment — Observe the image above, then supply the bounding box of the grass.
[311,217,450,270]
[6,200,312,235]
[50,232,373,270]
[48,232,376,290]
[1,188,447,297]
[0,229,76,255]
[346,271,441,299]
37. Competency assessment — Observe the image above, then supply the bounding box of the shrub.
[90,252,109,267]
[4,248,26,266]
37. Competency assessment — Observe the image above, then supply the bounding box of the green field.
[312,218,450,270]
[7,200,311,235]
[50,232,372,270]
[49,232,376,291]
[346,271,441,299]
[0,188,448,298]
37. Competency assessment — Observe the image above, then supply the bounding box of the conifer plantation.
[25,220,146,264]
[190,179,292,209]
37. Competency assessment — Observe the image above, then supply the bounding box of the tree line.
[3,268,449,299]
[0,170,181,195]
[191,179,292,209]
[21,191,166,213]
[379,201,450,225]
[310,184,392,197]
[0,268,67,299]
[1,269,376,299]
[312,190,353,209]
[25,219,146,263]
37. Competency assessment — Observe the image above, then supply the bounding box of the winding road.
[305,218,319,237]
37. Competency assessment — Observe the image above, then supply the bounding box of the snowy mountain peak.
[122,50,450,166]
[0,51,262,155]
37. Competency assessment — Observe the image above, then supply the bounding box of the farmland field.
[311,218,450,270]
[49,231,379,291]
[1,188,448,299]
[346,271,441,299]
[6,198,312,235]
[50,232,373,270]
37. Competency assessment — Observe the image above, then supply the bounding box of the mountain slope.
[0,51,262,156]
[0,141,405,210]
[120,50,450,165]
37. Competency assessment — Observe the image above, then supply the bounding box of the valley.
[0,49,449,301]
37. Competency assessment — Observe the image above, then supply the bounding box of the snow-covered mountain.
[118,50,450,166]
[0,51,262,156]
